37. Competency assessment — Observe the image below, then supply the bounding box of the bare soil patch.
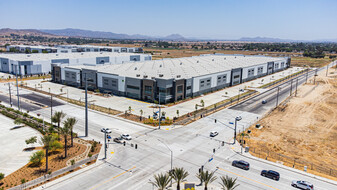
[246,70,337,179]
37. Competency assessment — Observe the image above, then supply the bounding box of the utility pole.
[8,82,12,107]
[237,89,241,105]
[276,87,280,108]
[233,116,241,145]
[104,131,107,159]
[326,64,328,76]
[85,73,88,137]
[158,92,161,129]
[290,79,293,96]
[15,71,20,111]
[295,78,298,97]
[50,89,53,122]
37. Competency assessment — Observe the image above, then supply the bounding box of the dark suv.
[232,160,250,170]
[261,170,280,181]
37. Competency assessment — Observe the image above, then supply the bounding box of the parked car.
[291,180,314,190]
[261,170,280,181]
[262,100,268,104]
[232,160,250,170]
[121,134,132,140]
[210,131,218,137]
[113,137,122,143]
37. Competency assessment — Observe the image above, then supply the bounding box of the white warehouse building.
[53,54,290,103]
[0,52,152,76]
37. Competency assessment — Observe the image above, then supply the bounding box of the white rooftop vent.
[151,77,155,79]
[100,52,103,54]
[27,55,31,57]
[159,74,164,77]
[56,54,59,56]
[136,74,140,77]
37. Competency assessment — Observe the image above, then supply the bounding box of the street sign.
[208,158,213,162]
[229,122,234,124]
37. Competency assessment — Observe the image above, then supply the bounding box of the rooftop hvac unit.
[56,54,59,56]
[176,75,181,78]
[134,67,137,70]
[212,59,214,61]
[159,74,164,77]
[224,58,226,60]
[27,55,31,57]
[180,62,183,65]
[160,64,162,67]
[197,61,199,63]
[143,75,148,78]
[136,74,140,77]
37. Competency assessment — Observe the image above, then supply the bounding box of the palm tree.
[52,111,66,134]
[196,170,217,190]
[60,124,71,158]
[63,117,77,147]
[170,167,189,190]
[149,173,171,190]
[40,134,56,172]
[219,175,239,190]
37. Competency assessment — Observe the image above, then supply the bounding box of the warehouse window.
[234,75,240,79]
[103,79,109,86]
[145,85,152,94]
[127,85,140,90]
[177,85,183,93]
[111,80,117,87]
[186,86,191,90]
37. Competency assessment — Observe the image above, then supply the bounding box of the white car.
[210,131,218,137]
[121,134,132,140]
[291,180,314,190]
[101,128,112,134]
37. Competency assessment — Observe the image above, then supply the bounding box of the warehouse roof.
[65,54,287,80]
[0,52,141,61]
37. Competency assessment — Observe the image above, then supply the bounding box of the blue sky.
[1,0,336,40]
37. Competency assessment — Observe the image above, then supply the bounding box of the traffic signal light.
[135,144,138,149]
[215,119,217,123]
[123,141,126,146]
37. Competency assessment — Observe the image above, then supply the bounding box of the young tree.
[52,111,66,135]
[14,118,23,126]
[60,124,71,158]
[176,110,179,117]
[219,175,240,190]
[170,167,189,190]
[25,136,37,147]
[29,150,45,166]
[196,170,217,190]
[140,109,143,121]
[63,117,77,147]
[149,173,171,190]
[40,134,57,172]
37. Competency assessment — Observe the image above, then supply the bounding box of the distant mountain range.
[1,28,336,42]
[41,28,187,41]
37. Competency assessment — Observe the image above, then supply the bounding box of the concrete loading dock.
[53,54,290,103]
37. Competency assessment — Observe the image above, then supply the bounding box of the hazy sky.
[1,0,337,40]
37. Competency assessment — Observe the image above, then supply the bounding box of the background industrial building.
[6,45,143,54]
[52,54,290,103]
[0,52,152,75]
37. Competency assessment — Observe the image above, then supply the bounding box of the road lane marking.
[218,167,280,190]
[89,166,136,190]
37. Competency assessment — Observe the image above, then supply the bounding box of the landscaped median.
[0,104,101,190]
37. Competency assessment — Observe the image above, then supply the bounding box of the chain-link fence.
[9,154,98,190]
[248,147,337,178]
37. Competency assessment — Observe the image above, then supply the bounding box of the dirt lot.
[247,67,337,173]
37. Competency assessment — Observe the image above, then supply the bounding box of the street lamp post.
[85,73,89,137]
[290,79,293,96]
[158,139,173,187]
[15,71,20,111]
[158,92,161,129]
[233,116,242,145]
[8,82,12,107]
[295,78,298,97]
